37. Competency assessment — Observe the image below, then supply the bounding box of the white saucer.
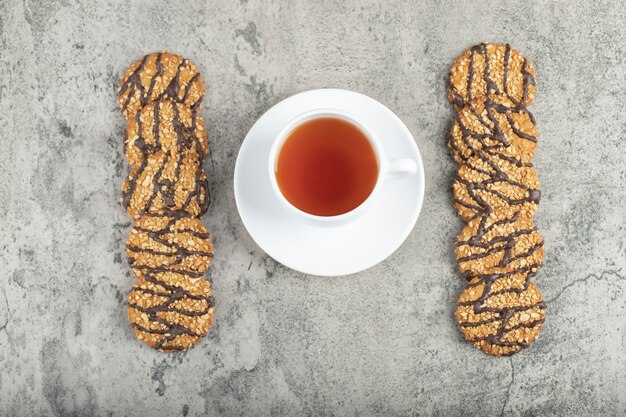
[234,89,424,276]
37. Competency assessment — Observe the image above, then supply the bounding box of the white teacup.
[268,108,418,226]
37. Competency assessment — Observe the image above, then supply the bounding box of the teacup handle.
[384,158,418,181]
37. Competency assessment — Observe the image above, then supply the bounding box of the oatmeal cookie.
[453,151,540,222]
[128,270,215,352]
[121,148,209,221]
[118,51,205,120]
[126,214,214,279]
[124,98,208,168]
[449,97,538,165]
[448,43,536,111]
[456,211,544,279]
[456,271,545,356]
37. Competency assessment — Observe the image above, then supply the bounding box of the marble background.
[0,0,624,416]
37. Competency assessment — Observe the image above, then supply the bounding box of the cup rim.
[268,108,386,223]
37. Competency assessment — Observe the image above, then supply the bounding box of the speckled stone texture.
[0,1,624,416]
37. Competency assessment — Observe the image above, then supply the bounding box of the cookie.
[124,98,209,169]
[456,211,544,279]
[453,151,540,222]
[128,270,215,352]
[456,271,545,356]
[118,51,205,120]
[448,43,536,111]
[122,148,209,221]
[449,98,538,165]
[126,214,214,279]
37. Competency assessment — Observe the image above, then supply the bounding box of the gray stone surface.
[0,0,625,416]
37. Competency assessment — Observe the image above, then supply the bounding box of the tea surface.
[276,117,378,216]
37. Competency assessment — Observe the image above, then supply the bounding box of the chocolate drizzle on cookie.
[457,268,546,355]
[122,99,210,219]
[454,149,541,221]
[118,52,204,119]
[449,98,538,165]
[456,211,544,275]
[126,215,214,278]
[128,272,214,352]
[448,43,536,111]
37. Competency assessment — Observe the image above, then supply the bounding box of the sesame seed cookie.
[456,211,544,279]
[124,98,209,169]
[121,148,209,221]
[453,151,540,222]
[448,43,536,111]
[126,214,214,279]
[456,271,545,356]
[128,270,215,352]
[118,51,205,120]
[449,97,538,165]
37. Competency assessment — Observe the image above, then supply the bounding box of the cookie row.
[447,43,546,356]
[117,51,216,352]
